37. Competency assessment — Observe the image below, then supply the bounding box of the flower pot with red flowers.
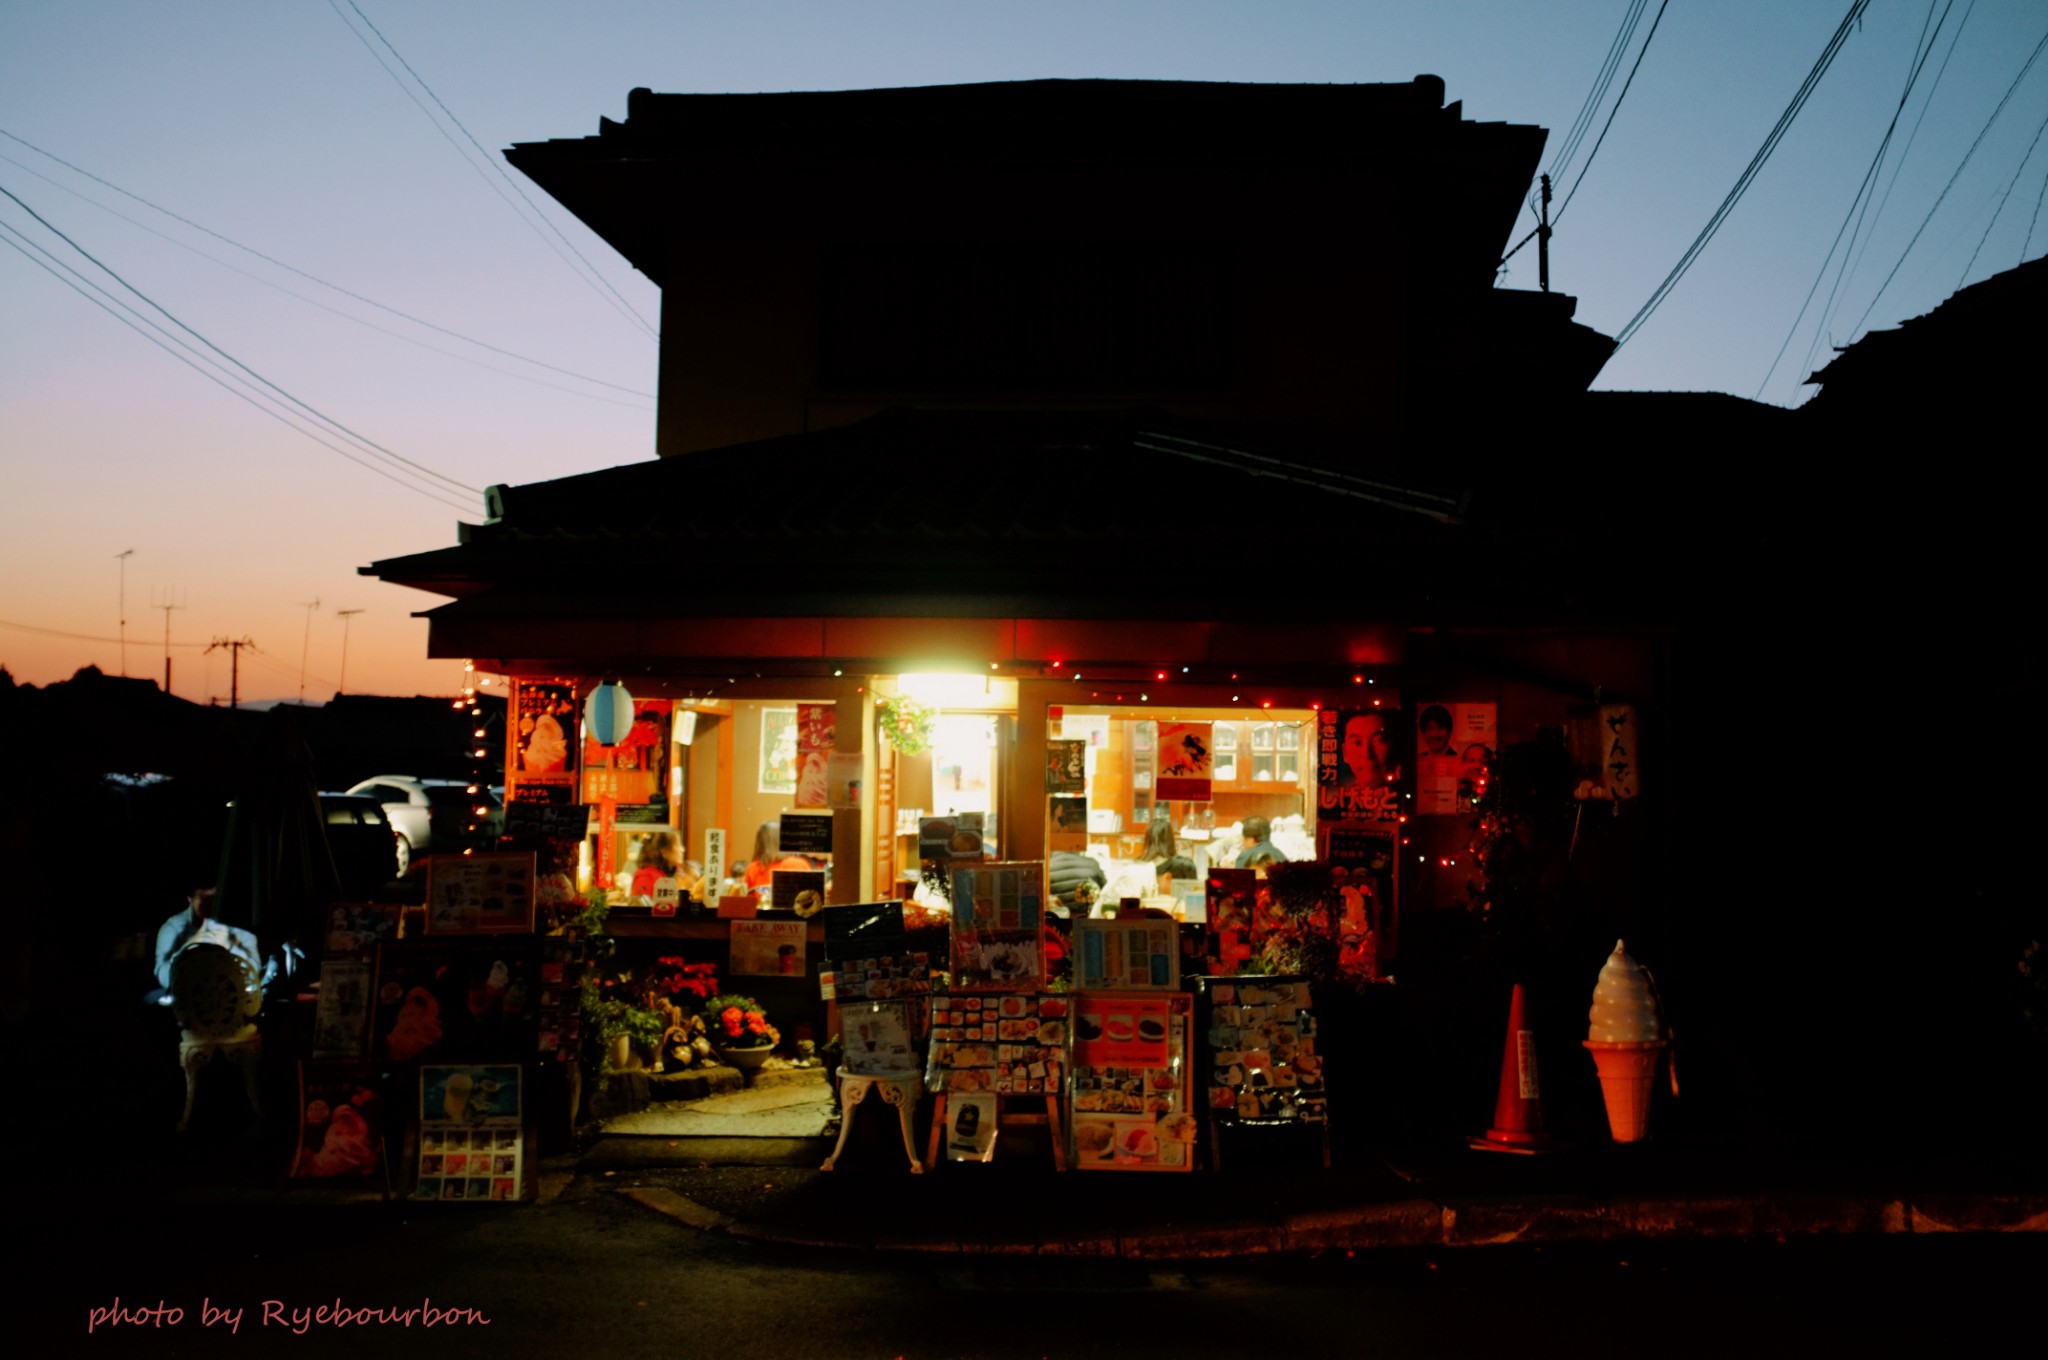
[706,994,781,1074]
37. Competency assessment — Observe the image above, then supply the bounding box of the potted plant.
[705,993,780,1071]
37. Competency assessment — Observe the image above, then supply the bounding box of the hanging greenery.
[878,695,937,755]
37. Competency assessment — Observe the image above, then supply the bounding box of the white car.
[343,776,503,876]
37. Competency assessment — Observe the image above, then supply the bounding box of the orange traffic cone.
[1483,983,1550,1148]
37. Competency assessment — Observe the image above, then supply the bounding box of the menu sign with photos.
[1069,995,1195,1172]
[1201,977,1326,1125]
[1073,919,1181,991]
[414,1063,524,1202]
[948,861,1046,990]
[424,852,536,935]
[843,999,919,1075]
[827,951,930,1001]
[919,812,985,865]
[322,901,401,956]
[927,992,1069,1095]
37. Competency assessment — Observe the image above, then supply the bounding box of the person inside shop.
[742,820,816,896]
[1098,813,1196,909]
[630,833,695,901]
[1232,815,1289,869]
[147,886,269,1006]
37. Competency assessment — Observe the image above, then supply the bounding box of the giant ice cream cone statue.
[1583,940,1665,1143]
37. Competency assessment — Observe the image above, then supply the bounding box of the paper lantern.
[583,680,635,748]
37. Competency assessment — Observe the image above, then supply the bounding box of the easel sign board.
[1072,919,1180,991]
[948,861,1047,991]
[414,1064,527,1202]
[1196,975,1329,1127]
[423,852,537,935]
[1068,993,1195,1171]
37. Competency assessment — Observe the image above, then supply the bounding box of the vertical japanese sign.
[796,702,836,807]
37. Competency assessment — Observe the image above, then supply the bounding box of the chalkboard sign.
[779,811,833,855]
[822,900,907,962]
[504,802,590,841]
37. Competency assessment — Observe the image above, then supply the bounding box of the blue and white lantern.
[583,679,636,748]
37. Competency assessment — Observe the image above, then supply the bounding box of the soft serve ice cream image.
[1583,940,1667,1142]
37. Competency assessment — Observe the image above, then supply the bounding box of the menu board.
[414,1063,524,1202]
[423,851,536,935]
[920,812,985,866]
[827,951,931,1001]
[322,901,401,956]
[1202,977,1326,1124]
[311,957,375,1059]
[1073,919,1180,991]
[927,992,1070,1095]
[948,861,1046,990]
[1069,994,1195,1172]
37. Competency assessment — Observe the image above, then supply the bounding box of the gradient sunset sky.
[4,1,2043,703]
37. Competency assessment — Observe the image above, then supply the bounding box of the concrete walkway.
[601,1067,837,1138]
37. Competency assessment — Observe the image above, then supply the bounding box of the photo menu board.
[948,861,1046,990]
[1072,919,1180,991]
[1068,994,1195,1172]
[926,992,1070,1095]
[1199,976,1326,1125]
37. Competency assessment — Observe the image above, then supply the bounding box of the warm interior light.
[898,672,991,707]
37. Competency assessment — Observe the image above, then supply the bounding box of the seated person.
[149,886,267,1005]
[629,834,694,900]
[741,820,814,893]
[1232,815,1290,869]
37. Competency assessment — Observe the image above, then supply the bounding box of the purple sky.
[4,1,2042,702]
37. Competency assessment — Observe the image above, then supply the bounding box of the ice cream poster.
[513,680,576,777]
[1154,721,1214,801]
[1415,702,1495,815]
[1317,708,1406,823]
[415,1064,524,1203]
[795,702,836,807]
[289,1061,386,1180]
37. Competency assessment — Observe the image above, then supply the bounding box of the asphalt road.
[31,1168,2044,1360]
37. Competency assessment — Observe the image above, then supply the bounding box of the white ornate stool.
[168,943,265,1132]
[820,1070,924,1173]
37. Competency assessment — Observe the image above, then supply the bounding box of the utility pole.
[1538,173,1553,295]
[152,592,183,697]
[298,598,321,703]
[335,609,363,696]
[207,637,254,709]
[115,549,134,676]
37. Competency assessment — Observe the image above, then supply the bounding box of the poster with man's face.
[1415,702,1496,815]
[1317,707,1405,823]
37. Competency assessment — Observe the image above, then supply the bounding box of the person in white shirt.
[149,887,268,1004]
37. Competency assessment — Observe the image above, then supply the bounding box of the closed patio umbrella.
[212,706,339,982]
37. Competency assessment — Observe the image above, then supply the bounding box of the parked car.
[318,792,403,895]
[343,775,504,876]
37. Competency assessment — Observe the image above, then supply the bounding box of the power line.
[1849,20,2048,337]
[1613,1,1874,353]
[0,218,477,514]
[325,0,658,341]
[0,616,207,647]
[1541,0,1650,210]
[0,184,483,511]
[1555,0,1671,224]
[1755,0,1956,398]
[0,130,655,401]
[1957,103,2048,287]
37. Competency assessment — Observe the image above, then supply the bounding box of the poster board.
[927,992,1070,1096]
[823,950,931,1002]
[1204,869,1260,975]
[842,998,920,1076]
[373,940,538,1065]
[322,901,401,956]
[311,957,375,1059]
[423,851,536,935]
[1072,919,1181,991]
[1197,975,1327,1126]
[1068,993,1195,1171]
[1320,823,1398,969]
[730,918,807,977]
[947,861,1047,990]
[414,1064,525,1202]
[288,1061,388,1183]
